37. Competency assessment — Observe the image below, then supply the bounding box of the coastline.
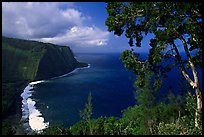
[21,80,49,134]
[19,64,90,134]
[2,36,89,135]
[2,63,89,135]
[50,63,90,80]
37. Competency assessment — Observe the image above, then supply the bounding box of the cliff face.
[2,36,87,119]
[34,43,87,80]
[2,36,87,82]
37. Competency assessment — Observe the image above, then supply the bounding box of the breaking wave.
[21,80,49,134]
[20,65,90,134]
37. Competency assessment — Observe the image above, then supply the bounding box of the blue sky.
[2,2,184,53]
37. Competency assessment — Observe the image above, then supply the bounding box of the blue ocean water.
[31,52,202,128]
[32,53,136,127]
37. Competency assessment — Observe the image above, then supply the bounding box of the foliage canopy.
[106,2,202,88]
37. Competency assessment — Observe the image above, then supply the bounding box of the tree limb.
[172,43,195,88]
[179,35,199,89]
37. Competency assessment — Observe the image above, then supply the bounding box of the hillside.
[2,36,87,82]
[2,36,88,131]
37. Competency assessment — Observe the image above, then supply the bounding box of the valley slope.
[2,36,87,134]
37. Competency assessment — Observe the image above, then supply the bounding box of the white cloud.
[2,2,109,47]
[70,26,78,33]
[39,26,109,47]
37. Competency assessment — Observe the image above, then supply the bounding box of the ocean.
[20,52,202,133]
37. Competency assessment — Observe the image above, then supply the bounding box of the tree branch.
[179,35,199,89]
[172,43,195,88]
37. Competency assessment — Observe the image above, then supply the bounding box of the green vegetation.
[2,36,87,134]
[105,1,202,130]
[37,125,71,135]
[2,122,14,135]
[2,38,42,82]
[38,2,202,135]
[39,79,201,135]
[2,36,87,82]
[2,2,202,135]
[39,73,201,135]
[79,92,93,135]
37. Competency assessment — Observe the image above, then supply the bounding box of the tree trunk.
[195,87,202,128]
[178,35,202,128]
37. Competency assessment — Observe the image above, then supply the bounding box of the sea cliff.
[2,36,87,134]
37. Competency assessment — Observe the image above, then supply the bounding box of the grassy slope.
[2,36,87,134]
[2,37,44,118]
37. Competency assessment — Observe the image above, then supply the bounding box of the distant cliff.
[2,36,87,119]
[2,36,87,82]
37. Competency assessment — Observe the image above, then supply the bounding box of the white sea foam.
[87,64,91,68]
[20,66,90,134]
[27,98,49,131]
[30,80,45,85]
[21,80,49,134]
[50,64,91,80]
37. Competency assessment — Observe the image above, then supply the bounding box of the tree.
[105,2,202,128]
[79,92,93,135]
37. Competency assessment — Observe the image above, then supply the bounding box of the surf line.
[20,64,91,134]
[50,64,91,80]
[20,80,48,134]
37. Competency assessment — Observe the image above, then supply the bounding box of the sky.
[2,2,178,53]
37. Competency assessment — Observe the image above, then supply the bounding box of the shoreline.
[21,80,49,134]
[19,64,91,134]
[2,64,89,135]
[50,64,90,80]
